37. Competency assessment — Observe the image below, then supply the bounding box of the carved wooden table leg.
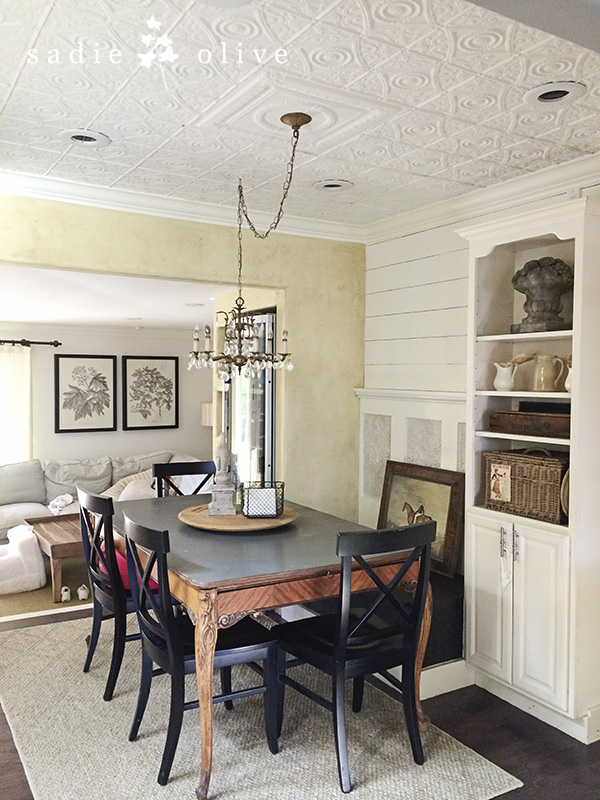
[193,588,218,800]
[415,582,433,731]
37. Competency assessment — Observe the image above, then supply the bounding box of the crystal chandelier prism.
[188,112,311,380]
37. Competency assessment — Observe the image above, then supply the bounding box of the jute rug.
[0,618,522,800]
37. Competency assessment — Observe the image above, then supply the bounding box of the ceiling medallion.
[523,81,587,105]
[189,112,312,379]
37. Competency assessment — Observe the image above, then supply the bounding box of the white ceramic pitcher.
[493,362,517,391]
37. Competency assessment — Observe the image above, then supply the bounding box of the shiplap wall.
[365,224,469,392]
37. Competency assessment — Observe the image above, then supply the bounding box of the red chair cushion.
[100,547,158,591]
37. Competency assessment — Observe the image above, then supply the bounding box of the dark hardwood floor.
[3,684,600,799]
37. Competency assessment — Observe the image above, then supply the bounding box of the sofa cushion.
[0,460,46,506]
[117,478,156,501]
[44,457,112,501]
[112,451,172,483]
[0,503,49,538]
[103,468,153,501]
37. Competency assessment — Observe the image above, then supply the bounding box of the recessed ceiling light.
[60,129,111,148]
[524,81,586,105]
[313,179,354,192]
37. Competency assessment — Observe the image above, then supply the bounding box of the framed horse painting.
[378,461,465,577]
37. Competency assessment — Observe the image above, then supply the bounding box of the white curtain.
[0,344,32,465]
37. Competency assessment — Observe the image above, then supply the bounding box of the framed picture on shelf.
[54,354,117,433]
[122,356,179,430]
[378,461,465,577]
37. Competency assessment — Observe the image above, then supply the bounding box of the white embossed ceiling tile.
[352,165,423,192]
[110,166,193,194]
[433,75,524,125]
[168,176,239,204]
[199,82,387,149]
[432,125,526,159]
[171,124,261,158]
[433,159,528,187]
[168,55,238,100]
[279,24,376,88]
[107,79,201,126]
[375,108,472,147]
[48,155,133,184]
[486,103,596,142]
[139,148,226,178]
[0,1,50,25]
[501,139,584,171]
[348,0,439,47]
[0,142,60,175]
[2,88,99,128]
[313,203,397,225]
[0,117,69,152]
[89,109,184,146]
[16,63,120,103]
[514,38,600,85]
[541,117,600,153]
[325,134,419,169]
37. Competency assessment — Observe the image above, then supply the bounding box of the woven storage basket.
[484,448,569,524]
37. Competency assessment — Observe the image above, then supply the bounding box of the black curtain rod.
[0,339,62,347]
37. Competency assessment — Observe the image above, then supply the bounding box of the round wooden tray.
[178,504,299,532]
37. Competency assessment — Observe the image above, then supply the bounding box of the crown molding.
[0,171,366,244]
[365,151,600,245]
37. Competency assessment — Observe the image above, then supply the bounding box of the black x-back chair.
[274,521,436,793]
[77,487,140,701]
[123,513,279,786]
[152,460,216,497]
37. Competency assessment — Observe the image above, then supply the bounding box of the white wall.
[0,322,213,464]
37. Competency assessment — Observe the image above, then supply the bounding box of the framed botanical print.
[54,354,117,433]
[378,461,465,577]
[122,356,179,430]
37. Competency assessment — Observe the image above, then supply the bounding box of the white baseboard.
[475,672,600,744]
[420,659,474,699]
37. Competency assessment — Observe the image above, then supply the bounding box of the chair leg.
[129,650,153,742]
[351,677,364,713]
[221,666,233,710]
[276,648,286,738]
[83,597,102,673]
[402,662,424,765]
[263,646,279,755]
[332,672,351,793]
[104,611,126,701]
[158,671,185,786]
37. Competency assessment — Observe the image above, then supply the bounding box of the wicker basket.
[484,448,569,524]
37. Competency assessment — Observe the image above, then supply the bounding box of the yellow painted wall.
[0,196,365,519]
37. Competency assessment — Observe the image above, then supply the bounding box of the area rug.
[0,618,522,800]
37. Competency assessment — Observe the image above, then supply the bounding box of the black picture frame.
[54,354,117,433]
[378,461,465,578]
[122,356,179,430]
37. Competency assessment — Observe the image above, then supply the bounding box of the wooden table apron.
[114,495,432,800]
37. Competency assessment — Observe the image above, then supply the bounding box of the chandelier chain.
[238,126,301,240]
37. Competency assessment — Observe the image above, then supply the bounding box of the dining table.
[113,494,432,800]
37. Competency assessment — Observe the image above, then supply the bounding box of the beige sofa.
[0,450,198,539]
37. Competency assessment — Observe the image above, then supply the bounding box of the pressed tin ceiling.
[2,0,600,229]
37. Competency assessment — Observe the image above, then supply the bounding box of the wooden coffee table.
[26,514,85,603]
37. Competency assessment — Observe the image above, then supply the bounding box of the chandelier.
[188,112,312,380]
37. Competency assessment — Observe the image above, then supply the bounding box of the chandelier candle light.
[188,112,312,379]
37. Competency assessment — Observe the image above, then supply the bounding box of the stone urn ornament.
[511,257,574,333]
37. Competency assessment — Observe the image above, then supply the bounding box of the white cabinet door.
[512,522,570,711]
[465,513,512,682]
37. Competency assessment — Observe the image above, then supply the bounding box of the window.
[0,344,31,464]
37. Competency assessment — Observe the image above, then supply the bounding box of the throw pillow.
[0,460,46,505]
[103,468,153,501]
[112,451,172,483]
[44,457,112,502]
[118,479,156,501]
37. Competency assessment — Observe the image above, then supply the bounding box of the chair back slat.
[123,514,182,663]
[77,487,125,608]
[152,461,216,497]
[335,521,435,658]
